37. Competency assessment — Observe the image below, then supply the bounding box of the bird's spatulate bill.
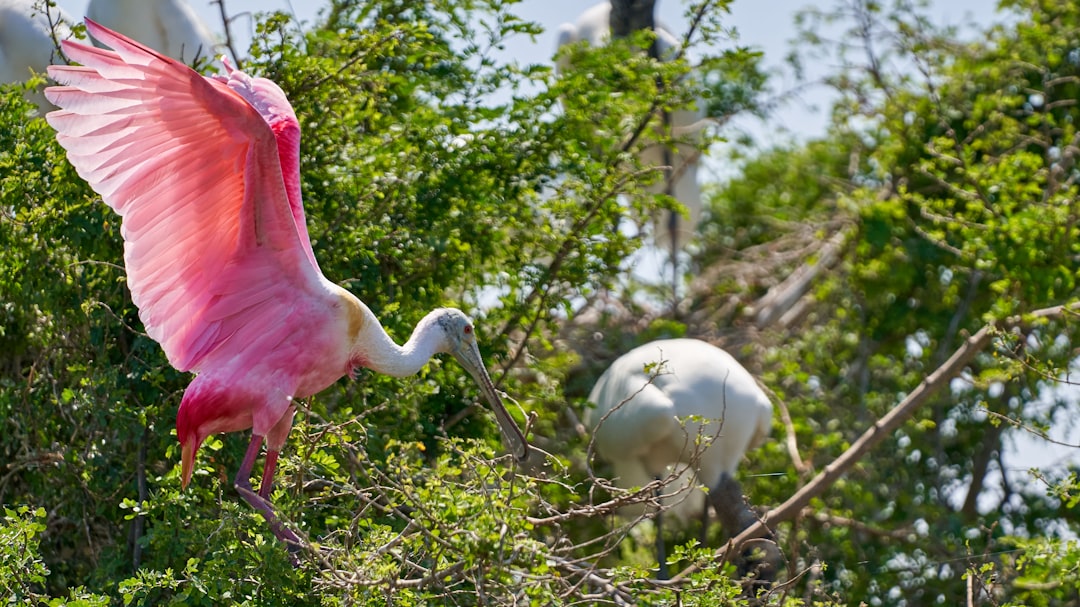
[468,350,529,462]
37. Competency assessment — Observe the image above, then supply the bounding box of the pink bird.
[44,19,529,552]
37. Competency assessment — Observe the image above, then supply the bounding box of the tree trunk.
[960,423,1002,521]
[609,0,657,39]
[960,392,1007,521]
[609,0,676,307]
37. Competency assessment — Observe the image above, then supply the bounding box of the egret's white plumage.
[587,338,772,522]
[86,0,218,65]
[0,0,74,112]
[556,2,707,253]
[587,338,778,580]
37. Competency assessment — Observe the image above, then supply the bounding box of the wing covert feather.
[46,19,327,372]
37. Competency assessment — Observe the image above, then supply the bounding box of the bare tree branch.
[211,0,243,68]
[747,228,850,329]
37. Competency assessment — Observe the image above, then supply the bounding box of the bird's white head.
[430,308,480,355]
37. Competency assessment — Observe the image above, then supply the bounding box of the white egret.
[556,2,707,254]
[86,0,219,65]
[0,0,75,113]
[588,338,778,581]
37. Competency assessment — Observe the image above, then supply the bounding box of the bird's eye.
[464,325,473,335]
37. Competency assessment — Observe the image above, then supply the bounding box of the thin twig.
[211,0,243,67]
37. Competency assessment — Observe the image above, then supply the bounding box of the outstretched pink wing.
[46,19,327,372]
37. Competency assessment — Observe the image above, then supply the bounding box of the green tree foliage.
[688,0,1080,604]
[0,0,765,603]
[2,0,1078,605]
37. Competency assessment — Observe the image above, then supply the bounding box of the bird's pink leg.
[259,405,295,500]
[234,434,301,555]
[259,449,280,499]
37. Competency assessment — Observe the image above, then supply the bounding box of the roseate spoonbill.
[587,338,777,580]
[555,2,706,254]
[87,0,218,65]
[0,0,75,112]
[45,19,529,553]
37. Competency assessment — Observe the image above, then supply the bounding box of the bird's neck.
[342,292,448,378]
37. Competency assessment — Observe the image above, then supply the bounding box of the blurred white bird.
[0,0,75,113]
[86,0,219,65]
[587,338,775,579]
[556,2,707,255]
[1,0,221,114]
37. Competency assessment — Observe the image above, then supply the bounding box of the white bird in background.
[87,0,218,65]
[1,0,220,114]
[556,2,707,256]
[0,0,75,112]
[587,338,775,579]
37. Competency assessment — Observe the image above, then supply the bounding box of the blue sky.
[53,0,1002,143]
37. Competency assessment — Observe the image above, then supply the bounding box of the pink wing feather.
[46,19,328,373]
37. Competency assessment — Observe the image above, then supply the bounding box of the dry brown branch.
[748,228,850,329]
[803,508,914,541]
[687,217,852,337]
[40,0,72,65]
[210,0,242,68]
[771,390,811,477]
